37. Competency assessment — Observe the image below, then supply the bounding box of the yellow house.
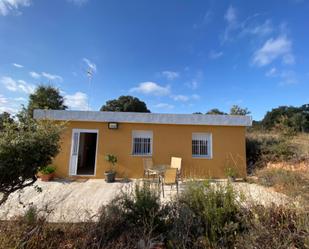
[34,110,252,179]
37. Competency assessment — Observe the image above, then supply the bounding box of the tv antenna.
[86,67,93,111]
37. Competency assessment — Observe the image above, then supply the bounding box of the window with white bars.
[132,131,153,156]
[192,133,212,158]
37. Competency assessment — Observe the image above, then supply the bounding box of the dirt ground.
[0,178,291,223]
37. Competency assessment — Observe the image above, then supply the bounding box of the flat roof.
[33,109,252,127]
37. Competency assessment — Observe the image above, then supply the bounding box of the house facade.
[34,110,252,179]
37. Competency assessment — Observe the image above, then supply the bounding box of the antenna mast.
[87,67,93,111]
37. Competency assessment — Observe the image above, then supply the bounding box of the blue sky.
[0,0,308,120]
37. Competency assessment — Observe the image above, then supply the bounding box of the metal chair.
[143,158,158,179]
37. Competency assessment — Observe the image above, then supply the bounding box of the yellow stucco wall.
[53,121,247,179]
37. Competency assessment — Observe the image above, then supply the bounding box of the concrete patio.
[0,178,290,223]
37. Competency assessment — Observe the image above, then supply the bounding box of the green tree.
[0,112,13,131]
[206,108,227,115]
[230,105,250,116]
[261,105,309,131]
[27,85,67,116]
[0,115,63,205]
[291,113,307,132]
[100,95,150,112]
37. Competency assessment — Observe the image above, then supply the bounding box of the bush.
[246,133,296,172]
[168,181,249,248]
[39,165,56,175]
[235,204,309,249]
[93,181,169,248]
[0,117,63,206]
[23,206,39,225]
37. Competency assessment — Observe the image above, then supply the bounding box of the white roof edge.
[33,109,252,127]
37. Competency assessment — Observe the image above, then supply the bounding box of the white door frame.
[69,129,99,176]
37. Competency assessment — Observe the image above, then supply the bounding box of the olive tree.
[230,105,251,116]
[0,116,63,205]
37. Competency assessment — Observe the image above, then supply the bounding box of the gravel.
[0,179,291,223]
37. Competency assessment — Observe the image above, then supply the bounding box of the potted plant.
[39,165,56,181]
[225,167,237,182]
[104,154,117,183]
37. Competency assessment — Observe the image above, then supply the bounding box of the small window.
[132,130,153,156]
[192,133,212,158]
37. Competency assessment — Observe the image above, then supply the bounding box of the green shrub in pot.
[104,154,117,183]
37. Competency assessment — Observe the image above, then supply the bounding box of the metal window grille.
[133,137,151,155]
[192,133,211,157]
[132,131,153,155]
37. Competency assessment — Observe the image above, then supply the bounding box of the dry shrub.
[235,204,309,249]
[246,133,296,172]
[256,168,309,207]
[167,181,250,249]
[0,219,93,249]
[90,181,169,249]
[1,181,308,249]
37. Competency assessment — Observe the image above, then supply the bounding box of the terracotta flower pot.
[40,173,54,182]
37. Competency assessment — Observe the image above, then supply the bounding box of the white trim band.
[33,110,252,127]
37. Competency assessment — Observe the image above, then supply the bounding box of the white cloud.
[161,71,179,80]
[0,106,18,114]
[222,5,238,42]
[187,80,198,89]
[130,82,170,96]
[12,63,24,68]
[193,10,213,29]
[64,92,89,110]
[224,5,237,24]
[242,19,273,37]
[265,67,277,77]
[0,94,23,114]
[279,70,298,85]
[1,76,18,91]
[29,71,41,79]
[265,68,298,85]
[67,0,89,6]
[171,94,200,102]
[41,72,63,82]
[14,97,26,101]
[0,94,8,104]
[83,58,97,73]
[17,80,35,94]
[154,103,174,109]
[171,95,189,102]
[0,0,31,16]
[209,50,223,59]
[1,76,35,94]
[186,70,203,90]
[191,94,200,100]
[252,36,294,66]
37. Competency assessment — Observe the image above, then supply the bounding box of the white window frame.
[131,130,153,156]
[192,133,212,159]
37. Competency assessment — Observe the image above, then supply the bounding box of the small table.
[152,164,169,182]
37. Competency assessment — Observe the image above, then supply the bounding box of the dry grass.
[0,220,94,249]
[291,133,309,160]
[255,167,309,208]
[248,131,309,208]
